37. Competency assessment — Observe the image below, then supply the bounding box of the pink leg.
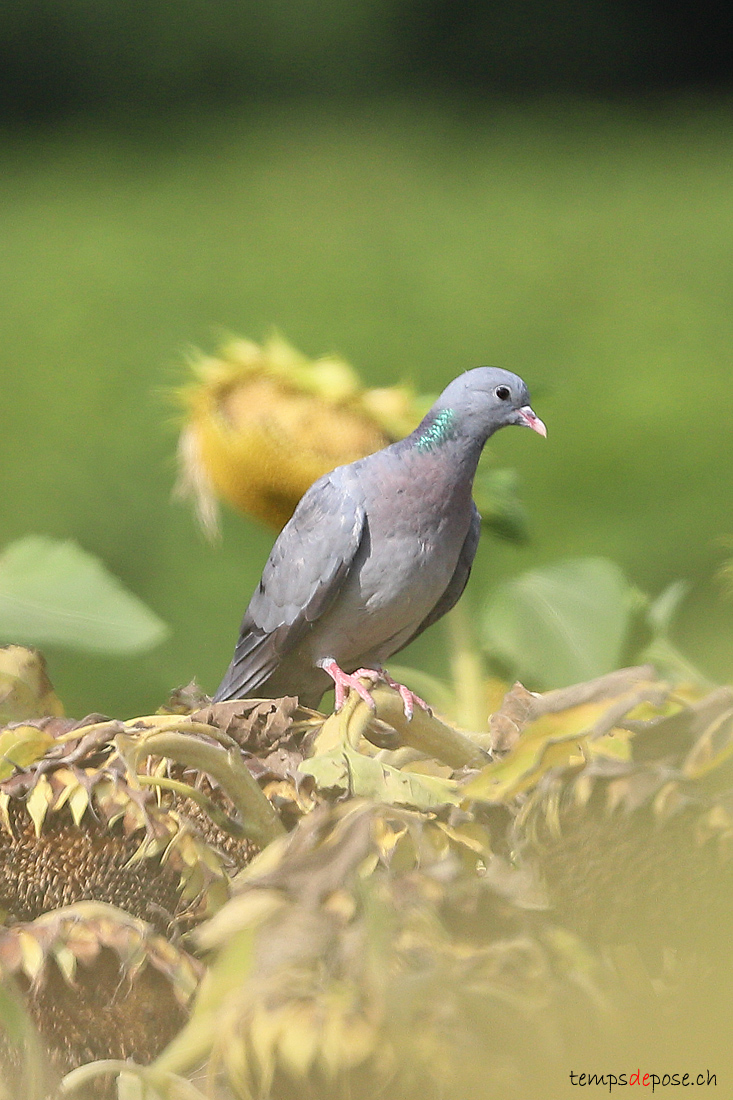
[318,659,431,720]
[318,659,379,711]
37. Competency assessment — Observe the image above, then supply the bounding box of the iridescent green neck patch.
[415,408,457,452]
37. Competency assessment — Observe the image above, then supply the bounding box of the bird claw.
[319,659,430,720]
[377,671,432,721]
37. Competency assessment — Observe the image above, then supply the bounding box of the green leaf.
[299,746,461,809]
[0,536,169,655]
[647,580,689,637]
[473,465,529,543]
[482,557,633,689]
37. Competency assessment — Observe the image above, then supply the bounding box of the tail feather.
[213,629,281,701]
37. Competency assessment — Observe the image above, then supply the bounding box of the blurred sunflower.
[173,334,422,535]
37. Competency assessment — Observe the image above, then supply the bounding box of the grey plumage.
[214,366,545,709]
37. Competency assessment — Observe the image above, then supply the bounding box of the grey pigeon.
[214,367,545,715]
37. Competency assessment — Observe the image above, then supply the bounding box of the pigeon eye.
[495,385,511,401]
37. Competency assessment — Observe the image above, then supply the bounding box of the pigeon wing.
[214,471,366,701]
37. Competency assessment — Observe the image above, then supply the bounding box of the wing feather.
[214,471,365,701]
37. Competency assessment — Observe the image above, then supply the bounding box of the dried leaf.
[0,645,63,722]
[0,792,10,836]
[247,1003,278,1094]
[433,819,491,857]
[300,746,461,809]
[17,931,45,985]
[275,1003,321,1078]
[51,944,78,985]
[682,704,733,779]
[0,724,55,782]
[192,696,302,750]
[468,682,672,803]
[489,682,538,753]
[465,704,610,802]
[26,774,54,837]
[68,783,90,827]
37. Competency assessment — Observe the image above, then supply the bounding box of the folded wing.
[214,472,366,701]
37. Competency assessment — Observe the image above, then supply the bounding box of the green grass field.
[3,99,733,715]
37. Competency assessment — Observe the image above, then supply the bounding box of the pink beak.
[517,405,547,437]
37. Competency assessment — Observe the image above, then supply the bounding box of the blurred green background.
[2,1,733,716]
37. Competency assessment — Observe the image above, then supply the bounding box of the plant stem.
[131,732,286,848]
[445,605,488,730]
[369,686,490,769]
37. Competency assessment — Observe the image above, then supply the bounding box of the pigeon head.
[413,367,546,453]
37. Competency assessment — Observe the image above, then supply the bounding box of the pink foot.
[318,659,431,720]
[318,659,379,711]
[378,670,432,721]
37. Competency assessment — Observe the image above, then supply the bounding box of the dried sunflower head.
[173,334,422,535]
[0,902,203,1084]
